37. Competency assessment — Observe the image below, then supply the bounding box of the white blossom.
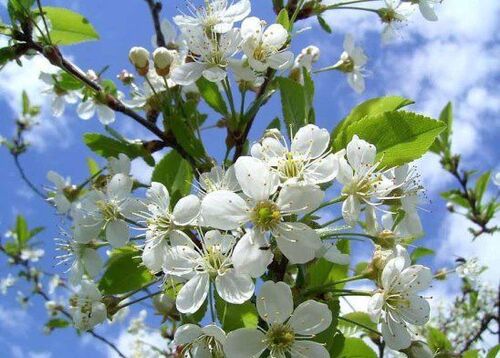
[70,279,107,331]
[174,0,250,34]
[379,0,415,43]
[251,124,338,185]
[367,256,432,350]
[73,174,139,248]
[174,324,226,357]
[224,281,332,358]
[76,96,118,125]
[56,238,103,285]
[201,156,324,264]
[163,230,263,313]
[137,182,200,272]
[171,28,242,85]
[197,165,240,195]
[39,72,80,117]
[108,153,131,176]
[456,257,482,281]
[240,17,293,72]
[335,34,368,93]
[336,135,397,226]
[290,45,320,84]
[46,170,75,214]
[20,248,44,262]
[0,274,16,295]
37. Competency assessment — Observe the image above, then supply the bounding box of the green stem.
[327,5,379,13]
[323,0,379,10]
[223,77,237,121]
[320,216,344,227]
[338,316,381,336]
[119,279,160,301]
[304,274,367,295]
[115,290,162,311]
[209,283,216,323]
[303,196,344,220]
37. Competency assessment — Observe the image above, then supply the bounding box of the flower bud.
[153,47,176,76]
[129,47,150,76]
[400,341,433,358]
[117,69,134,85]
[152,293,175,316]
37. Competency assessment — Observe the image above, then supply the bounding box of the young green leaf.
[276,8,290,30]
[410,247,435,263]
[474,171,491,203]
[278,77,308,139]
[37,7,99,45]
[151,150,193,205]
[331,96,414,152]
[98,246,154,295]
[196,77,228,116]
[342,111,446,168]
[339,337,377,358]
[317,15,332,33]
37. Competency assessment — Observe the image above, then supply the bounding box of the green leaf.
[426,326,452,353]
[276,8,290,30]
[83,133,154,166]
[317,15,332,33]
[278,77,307,139]
[487,345,500,358]
[169,119,206,160]
[410,247,434,263]
[339,337,377,358]
[339,312,377,336]
[86,157,100,176]
[151,150,193,205]
[441,190,470,209]
[215,293,258,331]
[474,171,491,202]
[22,90,29,115]
[314,299,342,354]
[331,96,414,152]
[439,102,453,144]
[15,215,29,247]
[463,350,479,358]
[0,46,17,66]
[45,318,70,330]
[342,111,446,168]
[306,240,349,289]
[196,77,228,116]
[29,226,44,239]
[99,246,154,295]
[8,0,34,21]
[266,117,281,131]
[37,7,99,45]
[57,72,84,91]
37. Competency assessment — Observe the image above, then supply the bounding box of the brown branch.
[144,0,166,47]
[13,154,46,199]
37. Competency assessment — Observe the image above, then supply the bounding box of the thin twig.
[13,155,46,199]
[144,0,166,47]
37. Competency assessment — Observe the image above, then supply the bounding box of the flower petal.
[174,323,203,345]
[289,300,332,335]
[267,51,294,70]
[257,281,293,325]
[291,341,329,358]
[232,230,273,278]
[105,219,129,248]
[381,318,412,350]
[234,156,279,201]
[201,190,249,230]
[172,194,200,226]
[398,294,430,326]
[96,104,115,125]
[215,270,254,304]
[76,100,95,120]
[224,328,267,358]
[346,135,376,173]
[274,222,321,264]
[163,245,200,277]
[303,153,338,184]
[291,124,330,159]
[262,24,288,48]
[171,62,205,86]
[367,292,384,323]
[276,182,324,214]
[106,174,132,200]
[176,273,210,314]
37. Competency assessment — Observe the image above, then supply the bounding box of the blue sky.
[0,0,499,356]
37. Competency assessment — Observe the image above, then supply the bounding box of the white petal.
[276,183,324,214]
[274,222,321,264]
[381,318,412,350]
[202,324,226,343]
[169,230,195,248]
[343,34,355,54]
[176,273,210,314]
[106,174,132,199]
[419,2,438,21]
[215,270,254,304]
[323,243,350,265]
[204,230,235,253]
[289,300,332,334]
[174,323,203,345]
[234,156,279,201]
[262,24,288,48]
[224,0,251,22]
[52,96,65,117]
[172,194,200,226]
[342,195,361,227]
[232,230,273,278]
[367,292,384,323]
[240,16,262,41]
[224,329,267,358]
[347,72,365,94]
[335,150,354,185]
[147,182,171,212]
[303,154,338,184]
[163,245,200,277]
[257,281,293,325]
[259,137,287,164]
[398,294,430,326]
[74,218,102,244]
[171,62,205,86]
[381,257,406,290]
[82,248,103,278]
[105,219,129,248]
[291,341,329,358]
[346,135,376,172]
[267,51,294,70]
[76,100,95,120]
[291,124,330,159]
[201,190,249,230]
[96,104,115,125]
[142,239,169,272]
[396,264,432,293]
[203,66,227,83]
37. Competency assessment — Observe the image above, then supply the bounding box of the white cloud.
[0,304,31,333]
[0,41,74,151]
[108,327,169,358]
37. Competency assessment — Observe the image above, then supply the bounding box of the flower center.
[266,324,295,353]
[385,292,410,311]
[251,201,281,231]
[203,247,229,277]
[278,152,304,179]
[96,200,121,222]
[253,45,268,61]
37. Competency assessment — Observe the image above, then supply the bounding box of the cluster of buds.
[128,47,150,76]
[128,46,177,78]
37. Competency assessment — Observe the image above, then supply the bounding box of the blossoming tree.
[0,0,499,357]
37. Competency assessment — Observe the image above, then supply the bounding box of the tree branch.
[13,154,46,199]
[144,0,166,47]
